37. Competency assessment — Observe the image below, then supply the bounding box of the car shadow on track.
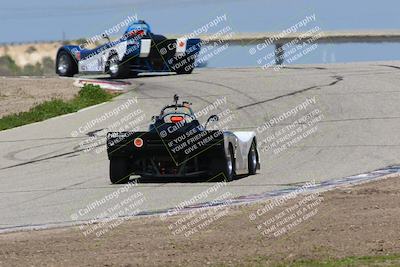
[94,72,201,80]
[128,173,250,184]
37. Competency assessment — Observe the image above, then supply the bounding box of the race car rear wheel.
[56,51,77,77]
[223,145,235,182]
[248,141,257,175]
[110,158,130,184]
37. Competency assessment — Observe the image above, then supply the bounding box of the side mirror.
[204,115,218,129]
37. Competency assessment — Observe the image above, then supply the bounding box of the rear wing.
[132,37,201,57]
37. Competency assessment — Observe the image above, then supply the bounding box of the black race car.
[106,95,260,183]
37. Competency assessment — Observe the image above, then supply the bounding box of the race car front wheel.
[108,55,122,78]
[56,51,77,77]
[110,158,130,184]
[107,54,135,78]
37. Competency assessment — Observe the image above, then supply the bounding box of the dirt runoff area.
[0,77,78,117]
[1,175,400,267]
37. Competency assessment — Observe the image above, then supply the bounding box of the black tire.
[248,141,257,175]
[56,51,77,77]
[107,54,130,79]
[109,158,130,184]
[223,145,235,182]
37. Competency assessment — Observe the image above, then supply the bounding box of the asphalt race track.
[1,62,400,231]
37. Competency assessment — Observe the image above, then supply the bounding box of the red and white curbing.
[73,78,132,92]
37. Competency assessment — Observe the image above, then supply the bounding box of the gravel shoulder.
[0,175,399,266]
[0,77,78,118]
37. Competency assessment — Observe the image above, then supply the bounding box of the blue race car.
[56,20,201,78]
